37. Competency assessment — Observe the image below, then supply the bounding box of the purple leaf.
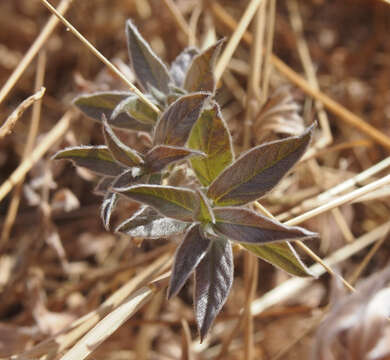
[103,118,144,168]
[126,20,171,94]
[114,184,197,222]
[168,224,211,299]
[195,238,233,341]
[194,189,215,224]
[207,124,315,206]
[170,47,199,87]
[184,39,224,93]
[153,93,210,147]
[53,146,124,177]
[213,207,319,244]
[94,177,113,195]
[188,102,234,186]
[242,242,313,277]
[116,206,188,238]
[101,192,118,230]
[74,92,152,131]
[145,145,205,173]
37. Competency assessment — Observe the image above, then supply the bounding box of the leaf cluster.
[54,20,319,341]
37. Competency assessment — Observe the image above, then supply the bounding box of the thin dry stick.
[162,0,191,42]
[287,0,332,148]
[250,220,390,316]
[0,51,47,248]
[278,155,390,221]
[242,5,266,358]
[0,111,73,203]
[243,1,266,149]
[261,0,275,102]
[243,252,258,360]
[211,3,390,150]
[39,0,160,115]
[0,87,45,139]
[0,0,73,105]
[286,173,390,226]
[214,0,264,83]
[348,229,390,286]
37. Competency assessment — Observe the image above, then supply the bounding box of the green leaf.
[242,242,313,277]
[112,94,159,125]
[114,184,197,222]
[144,145,205,173]
[116,206,188,238]
[207,124,315,206]
[213,207,319,244]
[168,224,211,299]
[153,93,210,147]
[103,118,144,168]
[194,190,215,224]
[184,39,224,93]
[74,92,152,132]
[170,47,199,87]
[188,102,234,186]
[195,237,233,342]
[53,146,124,177]
[126,20,171,94]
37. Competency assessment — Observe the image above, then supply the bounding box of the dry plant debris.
[0,1,390,359]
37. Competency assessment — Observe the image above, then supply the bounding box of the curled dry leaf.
[255,87,305,141]
[313,265,390,360]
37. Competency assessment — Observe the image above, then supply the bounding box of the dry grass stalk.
[211,2,390,150]
[0,0,73,105]
[39,0,160,114]
[0,111,73,203]
[0,86,45,139]
[0,51,46,248]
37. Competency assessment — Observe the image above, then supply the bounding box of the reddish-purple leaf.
[116,206,188,238]
[188,102,234,186]
[74,92,152,131]
[53,146,124,177]
[101,192,118,230]
[213,207,319,244]
[242,242,313,277]
[111,168,145,188]
[207,125,315,206]
[153,93,210,146]
[114,184,197,222]
[126,20,171,94]
[103,118,144,168]
[145,145,205,173]
[194,190,215,224]
[195,238,233,341]
[184,39,224,93]
[168,224,211,299]
[170,47,199,87]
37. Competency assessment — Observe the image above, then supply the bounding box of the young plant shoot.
[54,20,319,341]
